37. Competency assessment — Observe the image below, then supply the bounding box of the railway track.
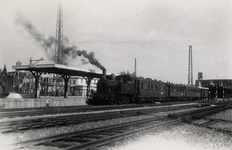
[0,101,218,119]
[186,118,232,135]
[7,103,232,150]
[0,103,169,119]
[0,102,202,133]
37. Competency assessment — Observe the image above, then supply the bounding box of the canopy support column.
[84,77,93,97]
[61,75,71,98]
[30,71,43,99]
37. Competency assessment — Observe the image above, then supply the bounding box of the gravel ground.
[207,109,232,121]
[100,109,232,150]
[193,109,232,133]
[1,108,231,150]
[0,114,158,147]
[99,124,232,150]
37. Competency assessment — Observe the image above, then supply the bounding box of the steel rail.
[183,105,232,136]
[0,102,198,133]
[0,101,216,119]
[8,104,231,150]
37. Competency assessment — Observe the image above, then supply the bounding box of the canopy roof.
[12,63,104,78]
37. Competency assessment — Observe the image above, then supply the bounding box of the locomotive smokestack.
[102,68,106,79]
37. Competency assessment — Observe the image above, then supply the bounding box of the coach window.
[148,84,150,90]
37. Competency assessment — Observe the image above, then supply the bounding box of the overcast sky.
[0,0,231,84]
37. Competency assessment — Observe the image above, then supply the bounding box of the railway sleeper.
[43,122,55,127]
[30,123,43,129]
[97,131,118,136]
[56,121,66,125]
[42,142,69,148]
[61,137,92,143]
[82,134,105,139]
[107,129,125,133]
[14,125,29,131]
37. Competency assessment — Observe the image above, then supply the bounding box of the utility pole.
[188,45,193,85]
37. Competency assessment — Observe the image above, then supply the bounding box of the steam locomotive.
[86,70,209,105]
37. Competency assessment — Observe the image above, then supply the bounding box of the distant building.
[69,76,98,96]
[0,62,99,97]
[0,64,14,94]
[195,72,232,99]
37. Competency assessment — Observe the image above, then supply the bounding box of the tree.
[118,70,136,77]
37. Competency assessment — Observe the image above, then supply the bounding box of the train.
[86,69,209,105]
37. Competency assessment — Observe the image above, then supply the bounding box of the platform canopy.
[12,63,106,98]
[12,63,104,78]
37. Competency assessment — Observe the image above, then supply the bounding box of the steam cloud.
[63,46,105,69]
[15,14,55,61]
[15,14,105,70]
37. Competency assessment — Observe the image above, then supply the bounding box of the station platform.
[0,96,87,109]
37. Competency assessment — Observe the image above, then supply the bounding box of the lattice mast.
[188,45,193,85]
[54,2,64,64]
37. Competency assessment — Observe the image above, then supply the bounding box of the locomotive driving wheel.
[109,94,116,105]
[118,97,129,104]
[123,97,130,104]
[118,97,123,105]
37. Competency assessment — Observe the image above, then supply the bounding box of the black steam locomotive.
[86,71,209,105]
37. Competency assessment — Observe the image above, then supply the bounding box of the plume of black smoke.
[15,14,105,70]
[15,14,55,61]
[63,45,105,69]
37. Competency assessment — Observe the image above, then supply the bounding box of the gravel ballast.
[100,109,232,150]
[1,108,231,150]
[101,124,232,150]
